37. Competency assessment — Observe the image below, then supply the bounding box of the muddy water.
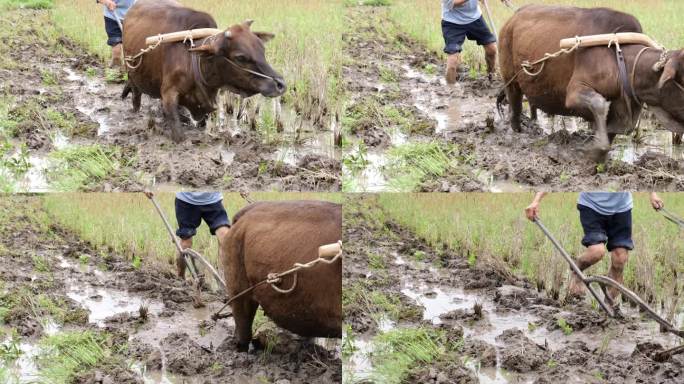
[348,247,684,384]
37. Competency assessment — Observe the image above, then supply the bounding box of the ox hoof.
[236,341,250,353]
[171,131,186,143]
[589,145,610,164]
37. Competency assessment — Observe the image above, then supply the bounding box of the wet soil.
[0,195,341,383]
[0,9,339,192]
[343,195,684,383]
[341,6,684,192]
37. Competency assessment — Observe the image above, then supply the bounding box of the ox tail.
[496,88,507,118]
[121,82,132,100]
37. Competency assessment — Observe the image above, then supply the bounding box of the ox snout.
[260,76,287,98]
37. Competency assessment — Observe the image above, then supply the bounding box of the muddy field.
[0,196,341,383]
[342,195,684,383]
[341,6,684,192]
[0,8,340,193]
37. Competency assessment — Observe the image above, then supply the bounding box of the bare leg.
[568,243,606,297]
[483,43,497,77]
[446,53,461,85]
[565,84,611,162]
[177,237,193,278]
[110,43,123,69]
[607,247,629,301]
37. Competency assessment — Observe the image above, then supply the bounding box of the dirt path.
[0,8,339,192]
[341,6,684,192]
[342,195,684,383]
[0,196,341,383]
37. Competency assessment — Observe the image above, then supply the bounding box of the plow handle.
[533,218,615,317]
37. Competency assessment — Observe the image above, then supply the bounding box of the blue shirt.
[103,0,135,22]
[442,0,482,25]
[176,192,223,206]
[578,192,633,215]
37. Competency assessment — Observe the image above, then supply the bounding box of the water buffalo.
[220,200,341,352]
[499,5,684,161]
[121,0,286,142]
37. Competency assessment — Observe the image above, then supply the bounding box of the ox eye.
[234,55,250,64]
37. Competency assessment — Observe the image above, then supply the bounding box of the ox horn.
[244,19,254,27]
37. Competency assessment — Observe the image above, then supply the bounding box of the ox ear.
[658,59,677,90]
[255,32,275,43]
[244,19,254,28]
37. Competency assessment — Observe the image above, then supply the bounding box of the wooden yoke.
[145,28,223,46]
[560,32,663,50]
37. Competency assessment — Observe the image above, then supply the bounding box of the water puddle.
[612,129,684,164]
[66,285,164,327]
[62,67,113,136]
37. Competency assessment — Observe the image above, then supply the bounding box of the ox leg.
[161,89,185,143]
[233,298,259,352]
[530,105,538,121]
[132,87,142,113]
[506,83,523,132]
[565,86,611,162]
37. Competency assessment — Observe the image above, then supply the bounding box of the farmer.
[525,192,664,306]
[96,0,135,69]
[172,192,231,277]
[442,0,502,84]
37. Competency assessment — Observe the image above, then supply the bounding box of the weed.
[412,250,426,262]
[385,142,461,192]
[0,330,22,362]
[32,254,51,272]
[557,317,573,335]
[40,69,58,86]
[45,144,122,191]
[342,323,358,358]
[85,67,96,78]
[37,331,107,384]
[131,255,142,270]
[342,142,370,174]
[78,254,89,265]
[0,0,53,9]
[370,327,451,383]
[368,252,386,270]
[379,66,399,83]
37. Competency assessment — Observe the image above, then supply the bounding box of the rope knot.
[266,273,281,284]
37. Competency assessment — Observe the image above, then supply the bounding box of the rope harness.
[211,242,343,320]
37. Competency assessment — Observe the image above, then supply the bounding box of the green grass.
[384,142,464,192]
[376,193,684,307]
[0,0,53,10]
[369,327,454,383]
[36,331,107,384]
[45,144,125,191]
[41,193,341,272]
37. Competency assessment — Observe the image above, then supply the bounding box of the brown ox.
[499,5,684,161]
[220,200,342,352]
[122,0,286,142]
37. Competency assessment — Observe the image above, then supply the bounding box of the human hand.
[143,190,154,199]
[101,0,117,11]
[650,192,664,210]
[524,201,540,221]
[453,0,468,7]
